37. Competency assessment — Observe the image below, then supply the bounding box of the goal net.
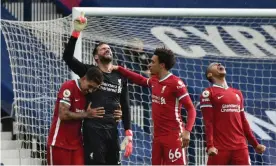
[1,8,276,165]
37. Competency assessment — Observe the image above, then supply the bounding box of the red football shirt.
[148,73,190,137]
[47,80,86,150]
[117,66,196,137]
[200,84,258,150]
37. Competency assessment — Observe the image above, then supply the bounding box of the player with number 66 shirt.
[112,47,196,165]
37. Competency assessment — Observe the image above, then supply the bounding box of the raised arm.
[63,12,91,77]
[63,36,89,77]
[117,66,150,87]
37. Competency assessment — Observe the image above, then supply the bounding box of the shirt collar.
[213,83,229,89]
[159,72,173,82]
[74,79,82,91]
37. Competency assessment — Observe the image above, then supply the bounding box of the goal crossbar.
[73,7,276,17]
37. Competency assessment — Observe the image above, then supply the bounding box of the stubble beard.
[99,56,113,64]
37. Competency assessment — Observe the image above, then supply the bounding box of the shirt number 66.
[169,148,182,161]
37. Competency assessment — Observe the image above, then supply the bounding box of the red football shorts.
[47,145,84,165]
[207,148,250,165]
[152,132,187,165]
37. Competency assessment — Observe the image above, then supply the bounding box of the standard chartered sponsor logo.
[221,104,240,112]
[100,82,121,93]
[152,95,166,105]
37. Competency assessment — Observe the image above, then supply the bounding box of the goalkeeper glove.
[72,12,87,38]
[120,129,133,157]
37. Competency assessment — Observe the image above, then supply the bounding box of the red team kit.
[200,84,259,165]
[47,80,86,165]
[117,66,196,165]
[47,69,258,165]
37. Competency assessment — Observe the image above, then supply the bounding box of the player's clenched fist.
[86,102,105,118]
[180,130,190,148]
[255,144,266,154]
[207,147,218,156]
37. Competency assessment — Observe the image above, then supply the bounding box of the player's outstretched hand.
[255,144,266,154]
[114,105,122,122]
[180,130,190,148]
[208,147,218,156]
[73,12,87,32]
[86,102,105,118]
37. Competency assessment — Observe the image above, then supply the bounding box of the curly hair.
[154,47,176,70]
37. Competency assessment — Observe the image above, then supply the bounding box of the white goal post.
[1,7,276,165]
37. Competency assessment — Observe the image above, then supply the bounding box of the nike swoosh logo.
[218,96,224,99]
[172,158,178,163]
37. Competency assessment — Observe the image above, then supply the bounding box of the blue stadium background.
[1,0,276,165]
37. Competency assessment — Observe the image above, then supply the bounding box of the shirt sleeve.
[175,79,189,100]
[200,89,215,150]
[62,36,91,77]
[58,82,74,107]
[118,66,151,87]
[175,79,196,132]
[238,91,259,148]
[200,89,213,109]
[120,79,131,130]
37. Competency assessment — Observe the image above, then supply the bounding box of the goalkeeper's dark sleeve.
[63,36,89,77]
[120,80,131,130]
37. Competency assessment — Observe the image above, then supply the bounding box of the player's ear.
[207,73,212,78]
[94,54,99,60]
[81,76,87,82]
[159,63,165,69]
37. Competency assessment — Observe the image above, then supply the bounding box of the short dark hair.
[85,67,103,85]
[92,42,108,56]
[154,47,175,70]
[206,62,218,83]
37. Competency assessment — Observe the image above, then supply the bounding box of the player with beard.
[62,13,133,165]
[200,62,266,165]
